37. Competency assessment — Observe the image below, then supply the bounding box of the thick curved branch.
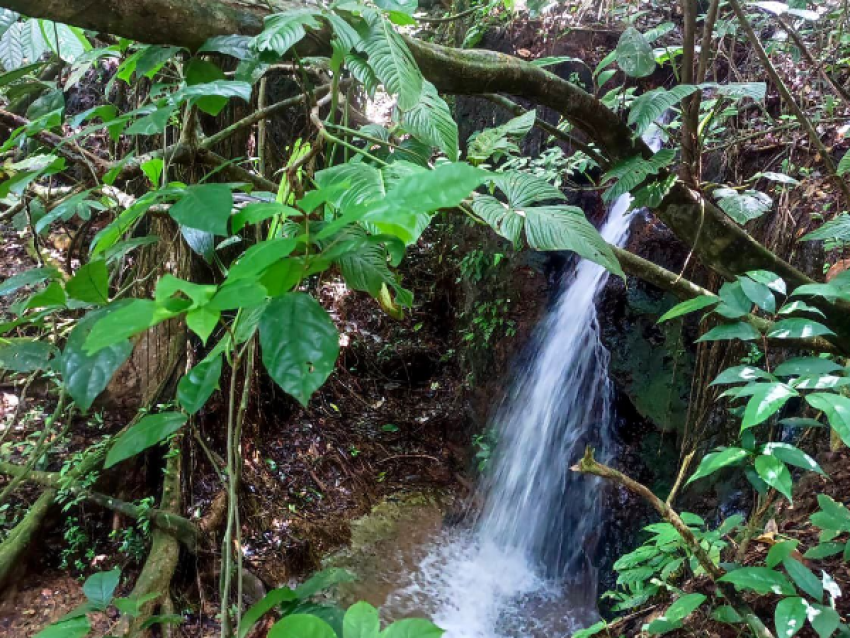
[10,0,848,333]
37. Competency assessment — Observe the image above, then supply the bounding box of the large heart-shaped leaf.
[169,184,234,236]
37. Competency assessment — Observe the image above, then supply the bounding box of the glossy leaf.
[259,293,340,406]
[718,567,795,595]
[762,443,824,475]
[169,184,234,236]
[775,597,806,638]
[742,383,797,430]
[60,311,133,411]
[381,618,444,638]
[83,568,120,609]
[66,260,109,304]
[697,322,761,342]
[344,601,381,638]
[686,447,750,484]
[238,588,298,638]
[767,319,835,340]
[754,455,793,501]
[657,295,718,323]
[357,12,422,111]
[774,357,842,377]
[402,80,458,160]
[177,354,222,414]
[269,614,336,638]
[105,412,188,468]
[783,557,823,601]
[806,394,850,447]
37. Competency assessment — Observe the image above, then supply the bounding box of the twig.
[572,448,776,638]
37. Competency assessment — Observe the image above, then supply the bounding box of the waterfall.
[384,131,664,638]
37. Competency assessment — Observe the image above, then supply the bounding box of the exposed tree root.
[0,489,56,589]
[116,441,184,637]
[572,448,776,638]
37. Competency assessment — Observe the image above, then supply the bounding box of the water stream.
[377,132,664,637]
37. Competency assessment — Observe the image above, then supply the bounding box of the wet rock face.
[599,213,696,433]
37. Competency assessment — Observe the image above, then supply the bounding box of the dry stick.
[481,93,608,167]
[728,0,850,207]
[572,448,776,638]
[776,15,850,106]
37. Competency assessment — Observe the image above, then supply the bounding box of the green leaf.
[775,597,806,638]
[767,540,798,569]
[209,280,269,311]
[83,299,165,354]
[177,355,222,414]
[767,318,835,340]
[357,12,423,111]
[741,276,776,313]
[0,266,59,296]
[696,321,761,342]
[67,260,109,304]
[762,443,824,475]
[33,616,90,638]
[774,357,842,377]
[381,618,444,638]
[687,447,750,484]
[60,311,133,411]
[628,85,698,136]
[0,339,55,372]
[83,568,120,609]
[187,306,220,344]
[253,9,320,55]
[838,151,850,177]
[344,601,381,638]
[602,149,676,202]
[742,383,797,430]
[805,542,846,559]
[231,202,294,234]
[185,58,228,116]
[811,494,850,532]
[473,172,623,277]
[402,80,458,160]
[715,188,773,224]
[783,557,823,601]
[657,294,719,323]
[227,238,297,281]
[719,567,796,595]
[199,35,253,60]
[269,614,337,638]
[755,455,793,501]
[169,184,234,236]
[712,605,743,624]
[259,293,339,407]
[616,27,655,78]
[806,393,850,447]
[711,365,774,385]
[664,593,706,623]
[809,603,841,638]
[238,588,298,638]
[466,110,536,163]
[0,23,24,71]
[105,412,188,468]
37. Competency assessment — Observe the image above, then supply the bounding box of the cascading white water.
[384,130,664,638]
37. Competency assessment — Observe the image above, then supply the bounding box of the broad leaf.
[740,276,775,313]
[774,357,842,377]
[402,80,458,160]
[344,602,381,638]
[66,260,109,304]
[357,13,422,111]
[754,455,793,501]
[269,614,337,638]
[381,618,444,638]
[711,365,774,385]
[259,293,339,406]
[616,27,655,78]
[811,494,850,532]
[169,184,234,236]
[177,355,222,414]
[83,568,120,609]
[775,597,806,638]
[696,321,761,342]
[762,443,824,475]
[467,110,536,163]
[239,588,298,638]
[741,383,797,430]
[783,557,823,601]
[60,311,133,411]
[0,266,59,296]
[715,188,772,224]
[0,339,55,372]
[718,567,795,595]
[806,393,850,447]
[253,10,321,56]
[105,412,188,468]
[687,447,750,484]
[808,603,841,638]
[767,318,835,340]
[602,149,675,202]
[628,85,698,136]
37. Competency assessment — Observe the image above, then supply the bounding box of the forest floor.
[0,215,474,636]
